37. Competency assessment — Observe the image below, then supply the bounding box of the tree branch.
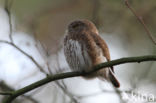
[124,0,156,45]
[3,55,156,103]
[0,92,12,95]
[5,0,14,43]
[0,81,39,103]
[0,40,47,74]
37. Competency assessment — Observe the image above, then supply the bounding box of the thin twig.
[5,0,14,43]
[54,81,78,103]
[124,0,156,45]
[3,55,156,103]
[0,40,47,74]
[52,54,78,103]
[35,40,78,103]
[4,0,47,75]
[4,0,47,74]
[35,40,51,74]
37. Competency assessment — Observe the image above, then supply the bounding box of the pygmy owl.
[64,20,120,88]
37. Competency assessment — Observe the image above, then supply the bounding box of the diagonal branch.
[0,81,39,103]
[124,0,156,45]
[35,41,79,103]
[0,40,47,74]
[3,55,156,103]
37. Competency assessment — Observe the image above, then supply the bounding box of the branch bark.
[0,81,39,103]
[3,55,156,103]
[0,92,12,95]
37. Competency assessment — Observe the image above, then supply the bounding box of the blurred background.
[0,0,156,103]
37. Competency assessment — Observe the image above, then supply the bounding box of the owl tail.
[109,69,120,88]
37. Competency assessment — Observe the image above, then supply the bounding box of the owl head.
[67,19,99,34]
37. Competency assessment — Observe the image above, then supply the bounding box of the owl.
[64,20,120,88]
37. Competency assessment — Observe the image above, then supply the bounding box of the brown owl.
[64,19,120,88]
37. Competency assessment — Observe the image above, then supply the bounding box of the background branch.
[5,0,14,42]
[1,0,155,103]
[3,55,156,103]
[124,0,156,45]
[35,40,79,103]
[0,40,47,74]
[3,0,47,74]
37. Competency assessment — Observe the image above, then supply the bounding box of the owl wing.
[90,33,114,72]
[64,36,92,72]
[90,33,120,87]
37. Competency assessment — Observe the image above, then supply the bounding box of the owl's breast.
[64,39,92,72]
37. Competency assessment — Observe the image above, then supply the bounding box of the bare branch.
[34,40,78,102]
[0,40,47,74]
[5,0,15,43]
[0,92,12,95]
[2,55,156,103]
[50,54,78,103]
[3,0,48,74]
[55,81,78,103]
[34,40,52,74]
[0,81,39,103]
[124,0,156,45]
